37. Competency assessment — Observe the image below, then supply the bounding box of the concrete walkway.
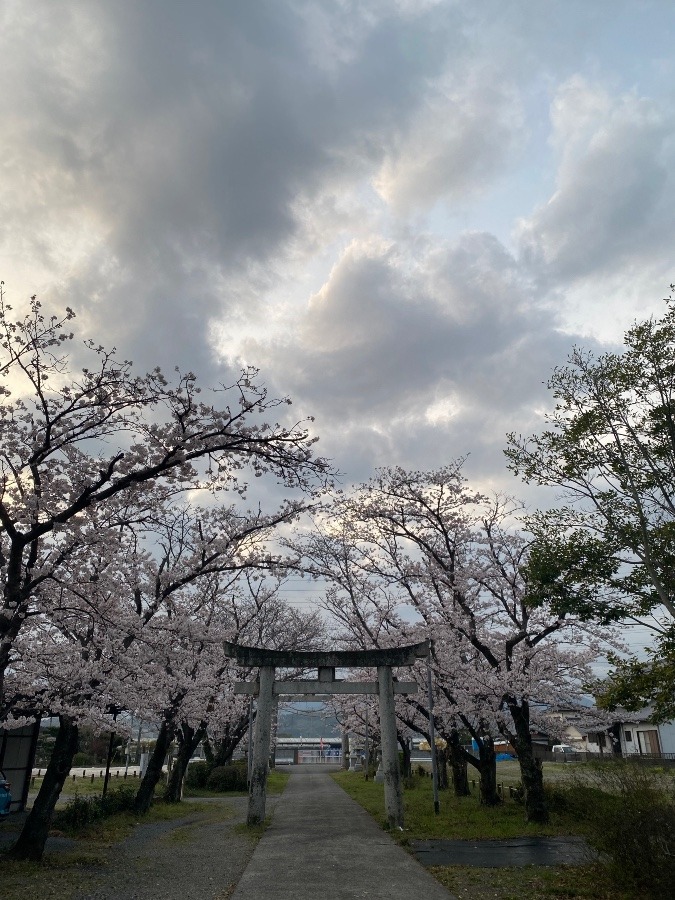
[232,766,456,900]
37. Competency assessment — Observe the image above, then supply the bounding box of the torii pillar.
[224,640,429,828]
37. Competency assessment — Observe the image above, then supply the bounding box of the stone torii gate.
[224,640,430,828]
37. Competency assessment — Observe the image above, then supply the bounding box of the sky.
[2,2,674,536]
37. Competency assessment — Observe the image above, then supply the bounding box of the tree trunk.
[476,735,500,807]
[398,734,411,777]
[9,715,79,861]
[447,729,470,797]
[133,720,174,814]
[508,701,548,823]
[213,717,248,767]
[436,745,449,790]
[202,736,214,765]
[164,723,205,803]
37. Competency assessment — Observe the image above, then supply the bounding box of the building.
[0,722,41,813]
[613,708,675,757]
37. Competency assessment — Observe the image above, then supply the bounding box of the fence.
[31,766,144,785]
[533,749,675,767]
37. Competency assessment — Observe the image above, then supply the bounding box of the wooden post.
[378,666,403,829]
[247,666,275,825]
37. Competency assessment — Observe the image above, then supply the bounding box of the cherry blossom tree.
[291,464,615,823]
[0,292,330,715]
[0,292,330,861]
[134,573,325,810]
[8,488,326,859]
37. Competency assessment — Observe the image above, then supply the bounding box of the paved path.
[232,767,456,900]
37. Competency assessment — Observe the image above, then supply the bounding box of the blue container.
[0,774,12,819]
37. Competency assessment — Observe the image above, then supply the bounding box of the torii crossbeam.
[223,639,429,828]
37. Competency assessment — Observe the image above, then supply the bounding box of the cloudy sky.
[2,0,674,504]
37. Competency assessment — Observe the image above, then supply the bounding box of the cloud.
[374,70,525,214]
[0,0,672,502]
[517,77,675,284]
[0,0,467,380]
[232,231,580,485]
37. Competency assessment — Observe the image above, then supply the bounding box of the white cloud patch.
[232,230,580,485]
[374,69,525,213]
[517,77,675,284]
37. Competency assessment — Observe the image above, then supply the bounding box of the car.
[0,771,12,820]
[552,744,576,756]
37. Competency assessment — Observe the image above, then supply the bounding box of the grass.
[1,766,289,900]
[31,773,141,801]
[331,768,654,900]
[332,769,572,839]
[429,863,642,900]
[1,800,228,900]
[233,815,273,841]
[184,768,290,798]
[29,767,290,804]
[0,852,108,900]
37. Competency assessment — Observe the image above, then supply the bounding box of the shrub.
[53,786,136,831]
[587,763,675,896]
[510,782,524,805]
[206,763,248,792]
[555,761,675,896]
[72,752,96,767]
[185,761,211,789]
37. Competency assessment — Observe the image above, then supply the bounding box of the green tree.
[506,289,675,720]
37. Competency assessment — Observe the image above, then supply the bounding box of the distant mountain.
[277,703,341,738]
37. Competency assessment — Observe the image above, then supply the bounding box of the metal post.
[102,730,115,799]
[364,706,370,779]
[270,696,279,769]
[377,666,404,828]
[247,666,275,825]
[426,653,440,815]
[136,720,143,764]
[247,697,254,786]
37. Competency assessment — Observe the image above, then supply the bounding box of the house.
[565,707,675,757]
[613,708,675,757]
[548,707,617,755]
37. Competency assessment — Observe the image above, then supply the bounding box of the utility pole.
[364,706,370,779]
[247,697,254,786]
[426,650,440,815]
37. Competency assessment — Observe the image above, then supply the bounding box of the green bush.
[53,786,136,831]
[72,752,96,767]
[403,774,422,790]
[555,761,675,897]
[206,763,248,792]
[185,761,211,789]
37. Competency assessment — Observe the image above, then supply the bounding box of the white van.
[552,744,576,755]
